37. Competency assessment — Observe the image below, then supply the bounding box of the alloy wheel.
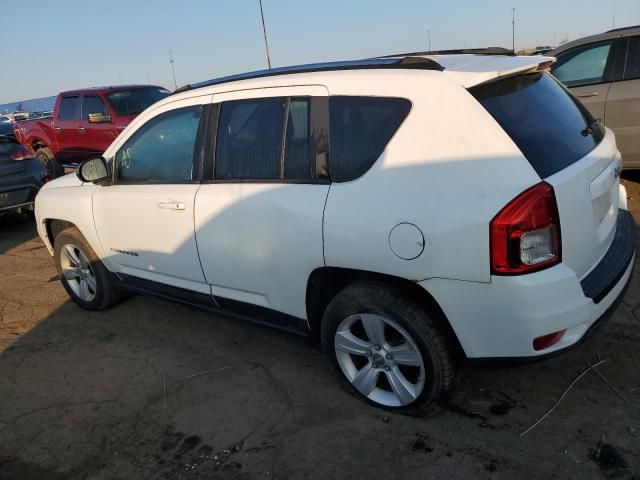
[334,313,426,407]
[60,244,97,302]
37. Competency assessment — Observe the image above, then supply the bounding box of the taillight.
[8,145,35,161]
[490,182,561,275]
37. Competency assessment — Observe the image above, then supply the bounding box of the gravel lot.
[1,177,640,479]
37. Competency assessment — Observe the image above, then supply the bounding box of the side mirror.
[77,157,110,184]
[88,113,112,123]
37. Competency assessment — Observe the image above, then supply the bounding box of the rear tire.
[321,281,456,413]
[35,147,64,179]
[54,227,122,310]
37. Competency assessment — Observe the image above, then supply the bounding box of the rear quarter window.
[329,96,411,182]
[471,72,603,178]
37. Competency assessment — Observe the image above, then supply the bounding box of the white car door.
[93,95,212,294]
[194,86,330,321]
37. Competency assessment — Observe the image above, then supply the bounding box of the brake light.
[490,182,561,274]
[8,145,35,161]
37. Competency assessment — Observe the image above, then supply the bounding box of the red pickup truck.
[14,85,170,178]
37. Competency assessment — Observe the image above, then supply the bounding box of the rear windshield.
[470,72,603,178]
[106,87,171,116]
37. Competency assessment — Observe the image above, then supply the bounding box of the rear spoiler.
[436,55,557,88]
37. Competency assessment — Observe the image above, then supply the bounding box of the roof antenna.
[258,0,272,69]
[168,50,178,90]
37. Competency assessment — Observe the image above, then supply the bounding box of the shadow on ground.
[0,217,639,479]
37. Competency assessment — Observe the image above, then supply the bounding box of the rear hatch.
[471,71,620,279]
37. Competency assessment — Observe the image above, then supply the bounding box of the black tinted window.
[472,73,602,178]
[82,96,107,119]
[284,98,311,179]
[329,96,411,182]
[624,36,640,80]
[115,106,202,181]
[106,87,171,116]
[215,98,285,179]
[58,96,80,120]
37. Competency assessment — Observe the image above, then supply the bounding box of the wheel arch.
[31,138,49,151]
[44,219,76,251]
[306,267,465,359]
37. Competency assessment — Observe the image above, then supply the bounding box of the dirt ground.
[1,178,639,480]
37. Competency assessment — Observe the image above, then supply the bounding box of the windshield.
[471,72,604,178]
[105,87,171,116]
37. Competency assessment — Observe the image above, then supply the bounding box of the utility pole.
[612,15,616,29]
[168,50,177,90]
[146,72,151,84]
[511,8,516,53]
[258,0,272,69]
[428,29,431,51]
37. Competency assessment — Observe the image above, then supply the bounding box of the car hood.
[41,172,84,190]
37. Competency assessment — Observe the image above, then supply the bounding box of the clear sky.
[1,0,638,103]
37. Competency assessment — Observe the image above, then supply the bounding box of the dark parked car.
[0,135,48,215]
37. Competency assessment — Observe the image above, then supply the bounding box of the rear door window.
[329,96,411,182]
[552,42,612,87]
[284,98,312,179]
[215,98,285,180]
[58,96,80,120]
[624,36,640,80]
[471,72,603,178]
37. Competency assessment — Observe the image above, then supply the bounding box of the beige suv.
[549,25,640,168]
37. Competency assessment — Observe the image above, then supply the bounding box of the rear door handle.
[54,127,61,132]
[576,92,599,98]
[78,127,85,133]
[157,200,185,210]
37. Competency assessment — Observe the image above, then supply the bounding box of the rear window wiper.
[581,118,603,137]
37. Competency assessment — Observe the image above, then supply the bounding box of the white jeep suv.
[35,54,635,411]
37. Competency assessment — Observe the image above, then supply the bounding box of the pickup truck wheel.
[54,227,122,310]
[321,281,455,413]
[36,147,64,179]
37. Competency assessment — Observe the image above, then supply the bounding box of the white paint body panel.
[35,174,99,256]
[545,128,621,280]
[195,183,329,318]
[92,94,213,293]
[422,254,633,358]
[323,72,540,283]
[194,86,329,318]
[34,57,633,360]
[92,184,208,293]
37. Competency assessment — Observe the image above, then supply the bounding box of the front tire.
[35,147,64,179]
[321,281,455,412]
[54,227,121,310]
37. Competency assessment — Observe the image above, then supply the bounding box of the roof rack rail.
[379,47,516,58]
[173,56,443,94]
[606,24,639,33]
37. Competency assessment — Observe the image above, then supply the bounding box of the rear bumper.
[420,210,636,358]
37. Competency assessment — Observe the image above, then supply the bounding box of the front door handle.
[54,127,61,132]
[78,127,85,133]
[157,200,185,210]
[576,92,599,98]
